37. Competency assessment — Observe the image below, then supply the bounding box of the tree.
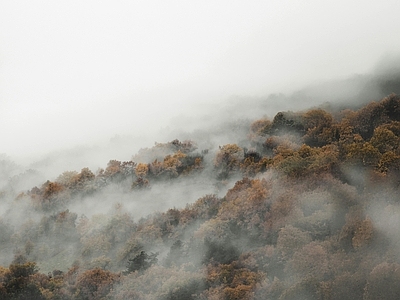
[3,256,44,300]
[287,242,329,280]
[381,93,400,121]
[203,238,240,265]
[162,151,186,178]
[104,160,129,183]
[165,240,185,267]
[302,109,333,147]
[55,171,79,188]
[125,251,158,274]
[206,262,262,300]
[214,144,244,179]
[240,151,271,177]
[347,101,389,140]
[30,181,67,211]
[378,151,400,173]
[330,271,366,300]
[370,127,399,153]
[134,163,149,178]
[276,225,312,259]
[250,118,272,135]
[74,268,119,300]
[131,177,149,190]
[271,111,305,135]
[345,142,381,167]
[364,262,400,300]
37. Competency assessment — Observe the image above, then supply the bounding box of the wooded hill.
[0,94,399,299]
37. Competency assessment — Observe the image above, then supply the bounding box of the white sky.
[1,0,400,160]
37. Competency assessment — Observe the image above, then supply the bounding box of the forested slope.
[0,94,400,299]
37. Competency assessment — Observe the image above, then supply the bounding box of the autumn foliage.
[1,94,400,299]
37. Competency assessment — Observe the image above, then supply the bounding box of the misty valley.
[1,93,400,299]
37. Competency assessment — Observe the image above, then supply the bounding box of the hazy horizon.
[1,4,400,297]
[2,1,400,163]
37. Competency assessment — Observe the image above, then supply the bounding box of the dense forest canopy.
[0,93,400,299]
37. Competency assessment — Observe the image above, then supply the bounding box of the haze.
[1,0,400,163]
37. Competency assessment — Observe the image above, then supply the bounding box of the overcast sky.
[1,0,400,160]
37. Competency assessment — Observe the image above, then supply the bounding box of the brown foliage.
[104,160,122,177]
[351,217,374,249]
[56,171,79,188]
[43,182,65,200]
[347,101,389,140]
[303,109,333,147]
[276,225,312,259]
[370,126,400,153]
[339,208,374,250]
[30,181,68,210]
[364,262,400,300]
[206,263,262,300]
[345,142,382,167]
[74,268,119,300]
[240,154,271,177]
[274,144,339,177]
[217,178,269,232]
[287,242,329,280]
[134,163,149,178]
[250,118,272,136]
[378,151,400,173]
[329,271,366,300]
[214,144,245,175]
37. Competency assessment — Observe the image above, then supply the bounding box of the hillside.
[0,94,400,299]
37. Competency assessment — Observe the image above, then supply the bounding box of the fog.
[2,0,400,167]
[2,3,400,298]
